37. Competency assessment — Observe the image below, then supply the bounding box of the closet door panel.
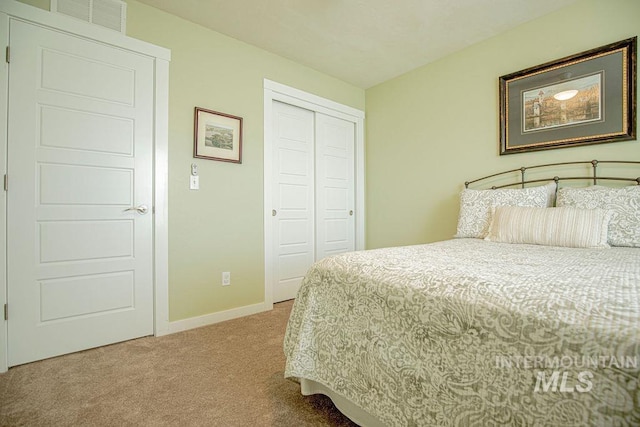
[272,101,315,302]
[315,113,355,260]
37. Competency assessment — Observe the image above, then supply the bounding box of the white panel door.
[272,101,315,302]
[7,20,154,366]
[315,113,355,259]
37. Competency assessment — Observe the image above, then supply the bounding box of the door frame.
[0,0,171,373]
[263,79,365,307]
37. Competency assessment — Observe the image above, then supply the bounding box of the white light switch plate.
[190,175,199,190]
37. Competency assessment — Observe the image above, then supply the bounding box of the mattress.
[284,239,640,426]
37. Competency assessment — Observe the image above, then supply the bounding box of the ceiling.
[135,0,580,89]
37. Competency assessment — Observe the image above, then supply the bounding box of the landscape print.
[204,124,234,150]
[522,73,602,132]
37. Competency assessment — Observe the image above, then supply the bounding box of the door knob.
[124,205,149,215]
[349,210,353,216]
[272,209,277,216]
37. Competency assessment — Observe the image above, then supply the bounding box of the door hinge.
[3,304,6,321]
[3,174,7,191]
[5,46,9,64]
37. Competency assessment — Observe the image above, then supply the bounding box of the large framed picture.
[499,37,636,155]
[194,107,243,163]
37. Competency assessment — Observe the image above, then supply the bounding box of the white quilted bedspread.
[284,239,640,426]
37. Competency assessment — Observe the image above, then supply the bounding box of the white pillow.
[455,181,556,239]
[485,206,611,248]
[556,185,640,247]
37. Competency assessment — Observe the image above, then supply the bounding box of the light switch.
[190,175,199,190]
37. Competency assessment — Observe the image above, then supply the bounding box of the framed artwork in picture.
[194,107,243,163]
[499,37,636,155]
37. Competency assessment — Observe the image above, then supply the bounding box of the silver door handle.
[272,209,277,216]
[124,205,148,215]
[349,210,353,216]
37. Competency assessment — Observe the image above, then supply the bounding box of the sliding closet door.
[271,101,315,302]
[315,113,355,259]
[270,101,357,302]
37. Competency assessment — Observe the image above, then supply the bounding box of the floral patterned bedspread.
[284,239,640,426]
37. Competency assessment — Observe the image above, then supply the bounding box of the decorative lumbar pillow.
[556,185,640,247]
[485,206,612,248]
[455,181,555,239]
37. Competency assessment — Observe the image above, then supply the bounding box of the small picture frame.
[194,107,243,163]
[499,37,636,155]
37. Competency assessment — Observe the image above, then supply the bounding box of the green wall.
[124,1,364,321]
[365,0,639,249]
[16,0,365,321]
[14,0,47,9]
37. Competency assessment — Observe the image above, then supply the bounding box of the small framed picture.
[194,107,243,163]
[499,37,636,155]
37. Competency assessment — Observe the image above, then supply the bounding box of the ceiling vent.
[51,0,127,34]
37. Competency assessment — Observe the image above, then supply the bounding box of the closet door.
[315,113,355,259]
[271,101,315,302]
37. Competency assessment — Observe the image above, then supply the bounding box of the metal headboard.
[465,160,640,189]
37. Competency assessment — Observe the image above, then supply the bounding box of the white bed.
[284,161,640,426]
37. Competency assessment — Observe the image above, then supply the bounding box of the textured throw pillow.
[455,182,555,239]
[485,206,611,248]
[556,186,640,247]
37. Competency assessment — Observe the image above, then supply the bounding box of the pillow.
[544,180,559,207]
[485,206,611,248]
[556,185,640,247]
[455,181,556,238]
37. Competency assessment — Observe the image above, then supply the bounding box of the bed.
[283,160,640,426]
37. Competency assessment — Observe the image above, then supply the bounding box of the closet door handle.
[272,209,277,216]
[349,210,353,216]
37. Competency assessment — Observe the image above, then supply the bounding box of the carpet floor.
[0,301,358,426]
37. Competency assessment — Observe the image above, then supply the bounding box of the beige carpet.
[0,301,357,426]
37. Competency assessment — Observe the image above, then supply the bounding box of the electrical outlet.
[222,271,231,286]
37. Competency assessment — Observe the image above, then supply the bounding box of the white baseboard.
[162,301,273,336]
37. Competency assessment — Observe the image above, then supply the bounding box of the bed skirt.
[300,378,386,427]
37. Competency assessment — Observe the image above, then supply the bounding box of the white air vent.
[51,0,127,34]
